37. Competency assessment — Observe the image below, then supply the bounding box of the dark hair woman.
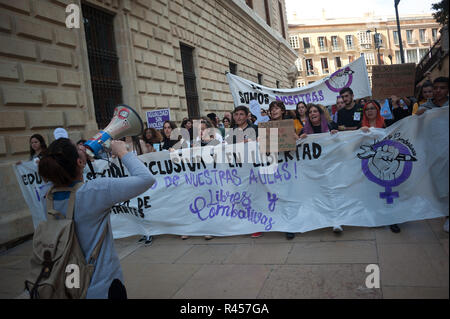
[38,138,155,298]
[29,134,47,161]
[412,80,433,114]
[300,104,339,136]
[299,104,341,234]
[294,101,307,135]
[161,120,189,151]
[161,120,178,151]
[181,118,193,143]
[123,135,147,155]
[142,128,163,152]
[222,116,231,128]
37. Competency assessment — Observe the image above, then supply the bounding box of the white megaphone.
[84,104,144,158]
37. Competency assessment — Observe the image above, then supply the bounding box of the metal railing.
[415,37,444,86]
[303,47,315,54]
[331,45,342,52]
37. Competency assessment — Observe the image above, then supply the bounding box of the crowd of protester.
[20,77,449,244]
[16,74,448,299]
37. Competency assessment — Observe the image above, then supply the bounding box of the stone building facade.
[0,0,297,245]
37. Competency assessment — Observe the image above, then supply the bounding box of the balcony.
[306,70,316,76]
[331,45,342,52]
[407,39,418,45]
[346,44,357,51]
[303,47,315,54]
[318,46,329,53]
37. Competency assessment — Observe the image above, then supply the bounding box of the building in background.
[0,0,297,245]
[288,12,440,91]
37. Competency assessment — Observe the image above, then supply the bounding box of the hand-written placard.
[146,109,170,130]
[258,119,297,153]
[371,64,416,99]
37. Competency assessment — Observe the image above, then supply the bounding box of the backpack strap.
[45,182,107,265]
[46,182,84,220]
[87,224,108,265]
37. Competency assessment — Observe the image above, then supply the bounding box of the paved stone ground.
[1,217,448,299]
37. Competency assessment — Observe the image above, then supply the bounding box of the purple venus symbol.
[361,140,413,204]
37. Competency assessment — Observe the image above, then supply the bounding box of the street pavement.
[0,217,448,299]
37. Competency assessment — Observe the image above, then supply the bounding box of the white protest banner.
[15,108,448,238]
[13,160,49,229]
[226,56,372,110]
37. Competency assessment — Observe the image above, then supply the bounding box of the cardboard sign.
[371,64,416,99]
[258,119,297,153]
[146,109,170,130]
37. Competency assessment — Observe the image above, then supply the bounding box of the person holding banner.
[299,104,343,233]
[37,138,155,298]
[359,100,403,234]
[294,101,307,135]
[360,100,385,132]
[416,77,449,233]
[412,81,433,115]
[124,135,147,156]
[299,104,339,137]
[222,116,231,128]
[161,120,189,151]
[382,94,414,128]
[416,77,449,115]
[332,96,345,123]
[337,88,363,131]
[194,117,223,147]
[266,100,299,240]
[207,113,225,138]
[181,119,194,144]
[225,106,258,144]
[16,134,48,166]
[142,128,163,153]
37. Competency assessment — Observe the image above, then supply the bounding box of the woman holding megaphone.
[38,138,155,298]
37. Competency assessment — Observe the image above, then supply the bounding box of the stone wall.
[0,0,297,245]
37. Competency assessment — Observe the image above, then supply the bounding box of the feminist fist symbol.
[358,141,416,204]
[369,145,400,181]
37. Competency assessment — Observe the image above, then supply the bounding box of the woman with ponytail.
[38,138,155,298]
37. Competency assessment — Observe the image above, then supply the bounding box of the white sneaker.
[333,226,343,233]
[444,218,449,233]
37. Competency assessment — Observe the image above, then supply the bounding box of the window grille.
[82,4,123,129]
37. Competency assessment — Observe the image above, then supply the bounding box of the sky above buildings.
[285,0,438,21]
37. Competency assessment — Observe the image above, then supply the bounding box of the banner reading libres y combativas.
[226,56,372,110]
[14,107,449,238]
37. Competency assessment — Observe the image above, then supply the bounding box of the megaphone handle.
[85,148,95,158]
[103,139,112,150]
